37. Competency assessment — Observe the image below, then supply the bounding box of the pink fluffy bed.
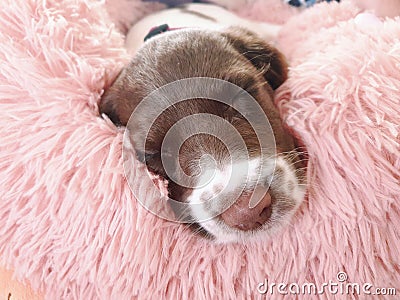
[0,0,399,299]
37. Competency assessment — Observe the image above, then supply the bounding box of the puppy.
[100,3,306,243]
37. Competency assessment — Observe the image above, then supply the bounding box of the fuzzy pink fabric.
[1,0,399,299]
[233,0,300,24]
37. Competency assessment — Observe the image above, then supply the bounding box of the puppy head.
[100,27,306,243]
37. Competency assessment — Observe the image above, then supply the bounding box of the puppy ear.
[221,27,288,90]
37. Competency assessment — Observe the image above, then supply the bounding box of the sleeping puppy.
[100,3,306,243]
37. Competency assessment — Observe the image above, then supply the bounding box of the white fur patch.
[187,156,305,243]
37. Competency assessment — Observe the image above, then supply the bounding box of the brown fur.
[100,27,296,204]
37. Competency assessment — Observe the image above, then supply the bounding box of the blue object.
[286,0,340,7]
[141,0,340,8]
[142,0,201,7]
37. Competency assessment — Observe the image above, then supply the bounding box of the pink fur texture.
[0,0,399,299]
[233,0,300,24]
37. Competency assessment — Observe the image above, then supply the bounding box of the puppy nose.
[220,187,272,231]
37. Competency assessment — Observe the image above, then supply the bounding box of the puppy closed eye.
[223,105,244,123]
[223,83,260,122]
[226,72,260,99]
[136,150,158,164]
